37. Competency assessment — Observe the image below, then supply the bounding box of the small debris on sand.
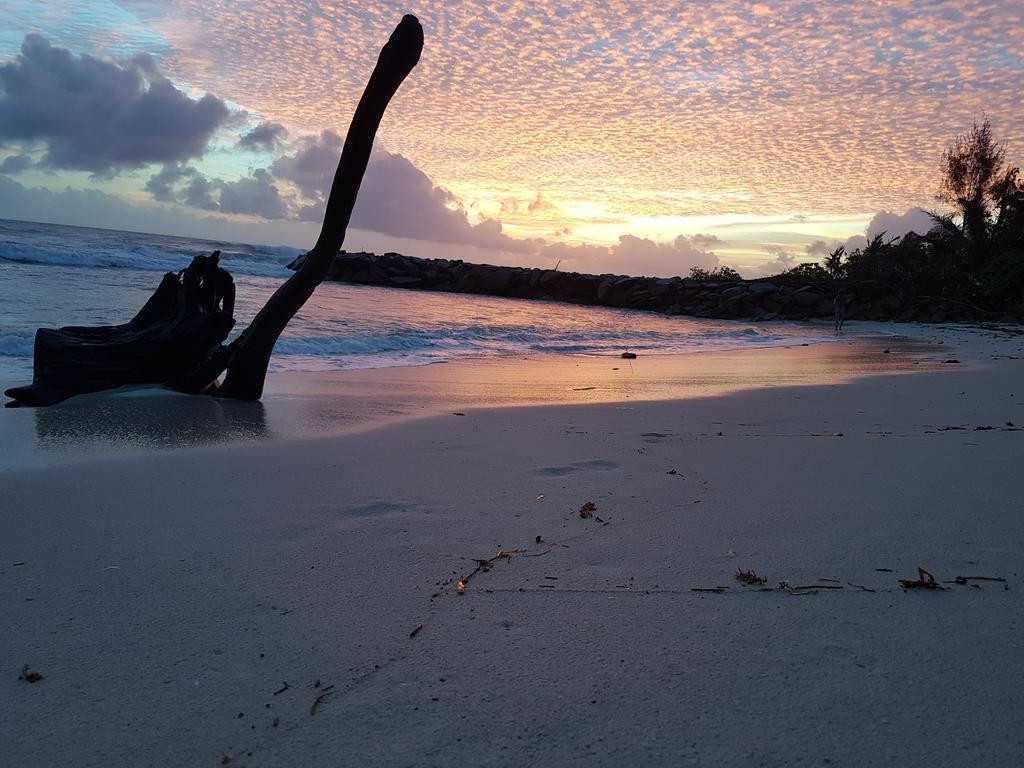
[578,501,597,518]
[18,664,43,683]
[735,569,768,585]
[899,567,944,590]
[310,689,334,716]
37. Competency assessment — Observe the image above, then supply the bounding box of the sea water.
[0,218,843,382]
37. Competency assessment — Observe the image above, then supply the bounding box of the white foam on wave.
[0,241,301,277]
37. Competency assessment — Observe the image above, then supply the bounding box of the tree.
[823,246,846,280]
[689,265,741,281]
[937,117,1018,263]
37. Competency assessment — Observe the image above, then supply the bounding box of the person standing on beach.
[834,290,847,333]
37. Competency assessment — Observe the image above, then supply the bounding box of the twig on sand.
[409,623,424,638]
[899,567,944,590]
[272,681,289,696]
[794,584,843,590]
[847,582,877,592]
[456,549,522,592]
[954,575,1006,583]
[310,690,334,716]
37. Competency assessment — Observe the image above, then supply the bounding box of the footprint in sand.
[338,501,413,517]
[531,460,621,476]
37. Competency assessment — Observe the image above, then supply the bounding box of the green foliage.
[689,265,742,281]
[774,262,831,282]
[812,117,1024,317]
[979,249,1024,317]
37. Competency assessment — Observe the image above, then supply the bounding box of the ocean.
[0,218,844,383]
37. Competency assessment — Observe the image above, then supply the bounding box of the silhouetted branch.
[217,15,423,400]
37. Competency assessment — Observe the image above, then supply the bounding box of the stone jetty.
[289,251,983,323]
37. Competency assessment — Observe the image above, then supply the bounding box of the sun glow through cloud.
[1,1,1023,273]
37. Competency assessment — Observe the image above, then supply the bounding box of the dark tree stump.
[5,257,234,407]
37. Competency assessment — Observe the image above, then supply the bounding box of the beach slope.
[3,336,1023,767]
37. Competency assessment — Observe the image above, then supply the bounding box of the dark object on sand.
[735,569,768,585]
[5,255,235,407]
[899,567,944,590]
[18,664,43,683]
[621,352,637,359]
[4,15,423,407]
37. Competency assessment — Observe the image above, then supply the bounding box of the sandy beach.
[3,326,1023,767]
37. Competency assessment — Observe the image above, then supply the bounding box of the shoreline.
[3,325,1022,766]
[0,329,967,472]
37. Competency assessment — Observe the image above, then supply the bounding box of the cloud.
[145,162,285,217]
[757,245,799,276]
[132,0,1024,229]
[842,235,868,253]
[181,173,219,211]
[218,168,288,219]
[805,240,831,258]
[0,173,321,247]
[271,133,532,251]
[528,193,555,213]
[239,121,287,151]
[536,233,720,277]
[0,153,32,174]
[865,208,935,241]
[270,130,342,201]
[145,162,196,202]
[0,34,229,173]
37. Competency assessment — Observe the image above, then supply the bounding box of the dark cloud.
[0,153,32,174]
[145,162,284,217]
[239,121,287,151]
[0,173,322,247]
[182,174,219,211]
[0,34,229,173]
[218,168,287,219]
[145,162,196,202]
[272,134,531,251]
[270,130,342,200]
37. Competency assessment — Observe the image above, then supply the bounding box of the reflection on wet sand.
[33,388,267,453]
[0,335,948,471]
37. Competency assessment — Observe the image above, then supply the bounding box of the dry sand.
[2,325,1023,767]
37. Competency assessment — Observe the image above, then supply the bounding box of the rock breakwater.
[289,251,985,323]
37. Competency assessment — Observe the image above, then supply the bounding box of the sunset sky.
[1,0,1023,276]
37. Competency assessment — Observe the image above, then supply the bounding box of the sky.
[0,1,1022,277]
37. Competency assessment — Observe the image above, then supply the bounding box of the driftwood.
[4,15,423,407]
[5,255,234,406]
